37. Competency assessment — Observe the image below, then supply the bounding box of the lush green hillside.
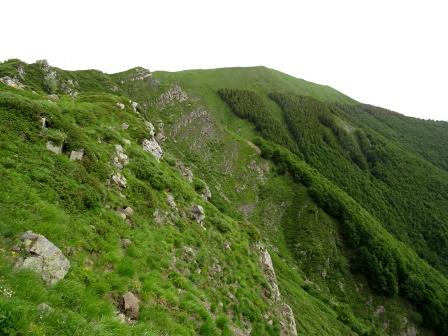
[0,58,446,336]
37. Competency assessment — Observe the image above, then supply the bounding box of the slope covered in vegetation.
[0,59,447,336]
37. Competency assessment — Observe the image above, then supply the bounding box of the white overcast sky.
[2,0,447,120]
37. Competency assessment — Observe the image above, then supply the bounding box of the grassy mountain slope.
[0,58,446,335]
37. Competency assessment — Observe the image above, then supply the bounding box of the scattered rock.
[112,144,129,169]
[69,149,84,161]
[111,172,127,188]
[120,291,139,320]
[48,94,59,101]
[116,102,125,109]
[142,138,163,161]
[176,161,193,182]
[121,239,132,249]
[201,185,212,201]
[257,243,281,301]
[167,194,177,209]
[156,84,188,109]
[131,101,138,112]
[144,121,155,137]
[121,123,129,130]
[46,141,62,154]
[191,204,205,223]
[15,231,70,286]
[279,303,298,336]
[0,76,24,89]
[37,303,53,314]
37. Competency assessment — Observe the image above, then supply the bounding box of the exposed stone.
[157,84,188,109]
[142,138,163,161]
[223,242,231,250]
[121,239,132,249]
[131,101,138,112]
[112,144,129,169]
[41,117,47,130]
[167,194,177,209]
[17,65,26,79]
[15,231,70,286]
[191,204,205,223]
[201,185,212,201]
[257,243,281,301]
[46,141,62,154]
[144,121,155,137]
[69,149,84,161]
[121,123,129,130]
[116,102,125,109]
[0,76,24,89]
[279,303,298,336]
[48,94,59,101]
[120,291,139,320]
[123,139,131,145]
[155,121,166,143]
[37,303,53,314]
[111,172,127,188]
[176,161,193,182]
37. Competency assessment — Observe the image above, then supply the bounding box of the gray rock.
[191,204,205,223]
[123,139,131,145]
[167,194,177,209]
[257,243,281,301]
[120,291,139,320]
[121,123,129,130]
[121,238,132,248]
[46,141,62,154]
[15,231,70,286]
[201,185,212,201]
[280,303,297,336]
[157,84,188,109]
[112,144,129,169]
[37,303,53,314]
[111,173,127,188]
[48,94,59,101]
[176,162,193,182]
[131,101,138,112]
[0,76,24,89]
[41,117,47,130]
[116,102,125,109]
[69,149,84,161]
[144,121,155,137]
[142,138,163,161]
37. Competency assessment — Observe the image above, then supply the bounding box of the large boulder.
[142,138,163,161]
[15,231,70,286]
[120,291,140,320]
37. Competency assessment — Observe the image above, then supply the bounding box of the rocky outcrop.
[142,138,163,161]
[201,185,212,201]
[280,303,298,336]
[176,161,193,182]
[15,231,70,286]
[111,172,127,188]
[191,204,205,223]
[0,76,24,89]
[157,84,188,109]
[46,141,62,154]
[257,243,281,301]
[112,144,129,169]
[256,242,297,336]
[120,291,140,320]
[69,149,84,161]
[145,121,155,137]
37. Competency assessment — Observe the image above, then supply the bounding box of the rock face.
[112,144,129,169]
[69,149,84,161]
[280,303,298,336]
[142,138,163,161]
[191,204,205,223]
[157,84,188,109]
[46,141,62,154]
[15,231,70,286]
[257,243,281,301]
[120,292,140,320]
[0,76,24,89]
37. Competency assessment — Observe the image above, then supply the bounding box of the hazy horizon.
[2,0,447,121]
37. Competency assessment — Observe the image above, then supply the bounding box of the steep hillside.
[0,59,447,336]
